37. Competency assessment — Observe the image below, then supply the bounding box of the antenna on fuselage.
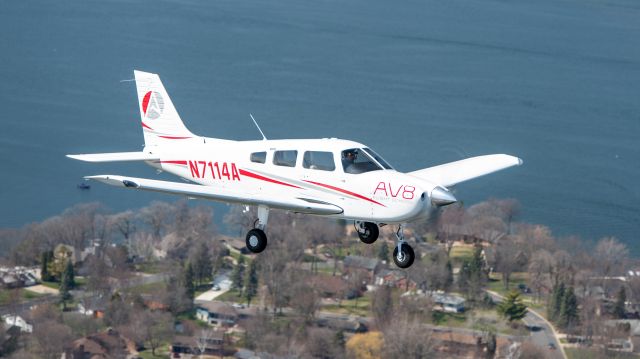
[249,113,268,141]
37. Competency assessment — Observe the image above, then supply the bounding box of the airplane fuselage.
[145,137,438,224]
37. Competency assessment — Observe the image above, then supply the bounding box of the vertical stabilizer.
[134,70,195,146]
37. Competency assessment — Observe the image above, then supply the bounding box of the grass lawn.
[137,344,171,359]
[0,288,46,305]
[41,280,60,289]
[487,272,529,296]
[135,261,167,274]
[431,311,467,327]
[216,289,244,303]
[450,245,474,261]
[565,348,637,359]
[322,294,371,317]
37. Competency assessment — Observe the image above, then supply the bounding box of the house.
[343,255,382,282]
[171,331,226,357]
[316,317,368,333]
[375,269,417,290]
[63,328,138,359]
[309,275,348,299]
[431,292,466,313]
[0,267,39,288]
[77,298,107,319]
[2,315,32,333]
[195,301,238,326]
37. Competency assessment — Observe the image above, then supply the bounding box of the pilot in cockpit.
[342,149,358,173]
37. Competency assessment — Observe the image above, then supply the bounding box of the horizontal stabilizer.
[67,152,159,163]
[409,154,523,187]
[84,175,344,215]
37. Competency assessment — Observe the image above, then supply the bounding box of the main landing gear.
[354,221,414,268]
[245,205,269,253]
[355,221,379,244]
[392,224,415,269]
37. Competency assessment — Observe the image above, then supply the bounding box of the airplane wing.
[408,154,523,187]
[67,152,159,163]
[84,175,343,215]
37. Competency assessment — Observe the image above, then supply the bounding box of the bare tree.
[382,318,436,357]
[139,201,173,239]
[108,210,137,241]
[194,328,218,357]
[528,249,554,302]
[372,285,393,327]
[493,237,526,290]
[595,237,628,295]
[29,320,72,359]
[136,310,174,356]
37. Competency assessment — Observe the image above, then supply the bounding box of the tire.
[393,242,415,268]
[357,222,379,244]
[246,228,268,253]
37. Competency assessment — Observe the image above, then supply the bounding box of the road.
[487,290,566,359]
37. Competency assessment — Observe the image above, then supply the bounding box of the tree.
[40,250,53,282]
[496,290,527,323]
[372,285,393,327]
[458,246,486,299]
[382,319,436,358]
[244,259,258,307]
[559,286,579,330]
[190,241,213,286]
[493,237,525,290]
[136,310,174,356]
[184,262,195,302]
[548,282,565,322]
[59,259,75,309]
[346,332,383,359]
[614,287,627,319]
[377,242,389,262]
[231,255,245,294]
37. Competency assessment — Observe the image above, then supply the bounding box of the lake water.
[1,0,638,251]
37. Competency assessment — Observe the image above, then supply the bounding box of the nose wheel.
[392,224,415,268]
[245,205,269,254]
[246,228,267,253]
[355,221,379,244]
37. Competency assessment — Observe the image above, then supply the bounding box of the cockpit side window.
[303,151,335,171]
[341,148,383,174]
[273,150,298,167]
[250,151,266,164]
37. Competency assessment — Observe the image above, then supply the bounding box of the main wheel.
[393,242,415,268]
[357,222,379,244]
[246,228,268,253]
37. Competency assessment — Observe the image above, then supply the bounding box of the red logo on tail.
[142,91,164,120]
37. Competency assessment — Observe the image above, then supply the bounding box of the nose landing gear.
[392,224,415,269]
[245,205,269,254]
[355,221,379,244]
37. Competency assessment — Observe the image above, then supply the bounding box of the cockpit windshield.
[341,148,391,174]
[363,148,393,170]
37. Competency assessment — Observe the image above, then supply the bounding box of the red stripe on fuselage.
[158,136,192,139]
[141,121,153,130]
[304,180,385,207]
[159,160,188,166]
[239,169,301,189]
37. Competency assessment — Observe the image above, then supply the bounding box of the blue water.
[1,0,638,251]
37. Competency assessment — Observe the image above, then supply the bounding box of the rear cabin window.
[250,152,266,164]
[273,150,298,167]
[303,151,335,171]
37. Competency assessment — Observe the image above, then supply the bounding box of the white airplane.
[68,70,522,269]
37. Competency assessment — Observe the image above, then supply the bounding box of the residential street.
[487,290,566,359]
